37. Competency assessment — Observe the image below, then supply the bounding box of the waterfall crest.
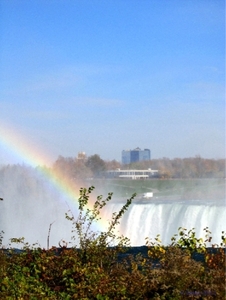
[102,199,225,246]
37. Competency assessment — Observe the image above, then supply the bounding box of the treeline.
[52,155,225,180]
[1,155,223,181]
[130,156,225,179]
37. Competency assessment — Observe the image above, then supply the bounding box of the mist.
[0,164,225,248]
[0,165,75,248]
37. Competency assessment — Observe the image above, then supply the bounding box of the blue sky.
[0,1,225,164]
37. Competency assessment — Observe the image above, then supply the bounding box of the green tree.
[86,154,106,177]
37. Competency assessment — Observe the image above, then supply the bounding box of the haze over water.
[0,165,225,248]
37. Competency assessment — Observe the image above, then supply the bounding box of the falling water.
[102,199,225,246]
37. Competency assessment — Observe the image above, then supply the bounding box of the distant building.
[122,147,151,164]
[105,168,158,179]
[77,152,86,160]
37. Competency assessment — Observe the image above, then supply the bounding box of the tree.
[105,159,121,170]
[86,154,106,177]
[53,156,76,179]
[73,159,92,180]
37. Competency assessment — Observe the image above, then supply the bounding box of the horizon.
[0,1,225,165]
[0,150,225,169]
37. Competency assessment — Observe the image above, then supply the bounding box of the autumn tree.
[105,159,121,170]
[74,159,92,180]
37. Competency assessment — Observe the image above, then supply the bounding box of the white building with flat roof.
[105,168,158,179]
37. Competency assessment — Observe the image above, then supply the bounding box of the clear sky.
[0,1,225,165]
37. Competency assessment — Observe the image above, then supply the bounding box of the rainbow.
[0,121,111,235]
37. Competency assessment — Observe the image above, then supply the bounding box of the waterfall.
[102,199,225,246]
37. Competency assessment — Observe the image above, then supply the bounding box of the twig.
[47,221,55,250]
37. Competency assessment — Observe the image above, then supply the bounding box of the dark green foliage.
[85,154,106,177]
